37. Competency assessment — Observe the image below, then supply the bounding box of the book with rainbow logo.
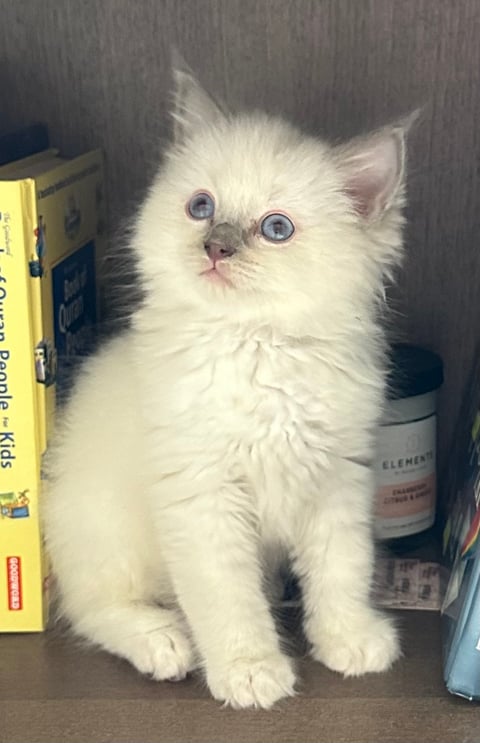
[442,351,480,700]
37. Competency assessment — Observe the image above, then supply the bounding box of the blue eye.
[260,213,295,242]
[188,192,215,220]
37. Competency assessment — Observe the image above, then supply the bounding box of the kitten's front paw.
[208,653,296,709]
[311,612,400,677]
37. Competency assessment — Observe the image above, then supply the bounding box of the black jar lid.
[388,344,444,400]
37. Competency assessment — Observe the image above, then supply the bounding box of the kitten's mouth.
[199,266,234,288]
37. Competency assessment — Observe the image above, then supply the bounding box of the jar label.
[375,414,436,539]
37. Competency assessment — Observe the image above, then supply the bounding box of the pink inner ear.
[343,134,402,219]
[345,173,386,217]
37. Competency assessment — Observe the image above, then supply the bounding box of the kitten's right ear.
[171,50,226,144]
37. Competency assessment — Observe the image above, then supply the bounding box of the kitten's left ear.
[335,113,417,221]
[171,50,226,144]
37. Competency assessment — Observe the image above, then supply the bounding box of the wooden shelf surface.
[2,610,480,743]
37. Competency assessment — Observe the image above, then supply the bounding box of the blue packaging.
[442,354,480,701]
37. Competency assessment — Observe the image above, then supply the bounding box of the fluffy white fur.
[44,62,409,709]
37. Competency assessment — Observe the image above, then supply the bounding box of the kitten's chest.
[146,329,369,467]
[211,338,335,468]
[224,341,340,539]
[156,334,330,440]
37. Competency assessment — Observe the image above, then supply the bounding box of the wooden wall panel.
[1,0,479,477]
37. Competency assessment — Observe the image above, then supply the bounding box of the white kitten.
[44,61,409,709]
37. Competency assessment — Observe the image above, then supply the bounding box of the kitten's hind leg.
[45,481,196,680]
[71,603,196,681]
[49,544,197,679]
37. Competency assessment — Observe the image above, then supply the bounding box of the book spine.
[21,179,47,454]
[0,180,44,631]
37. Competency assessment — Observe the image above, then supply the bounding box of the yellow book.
[0,148,105,631]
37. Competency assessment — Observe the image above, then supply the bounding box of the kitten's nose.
[204,241,237,263]
[204,222,242,264]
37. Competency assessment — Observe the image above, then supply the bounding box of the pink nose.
[204,241,237,263]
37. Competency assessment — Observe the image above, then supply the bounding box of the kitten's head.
[136,60,412,332]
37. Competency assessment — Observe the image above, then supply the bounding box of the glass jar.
[374,344,444,549]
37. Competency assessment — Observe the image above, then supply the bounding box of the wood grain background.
[1,0,479,489]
